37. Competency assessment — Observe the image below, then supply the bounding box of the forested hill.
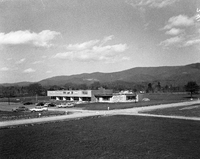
[1,63,200,87]
[38,63,200,86]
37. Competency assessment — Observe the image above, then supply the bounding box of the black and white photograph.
[1,0,200,158]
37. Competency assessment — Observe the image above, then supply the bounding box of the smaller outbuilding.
[111,91,138,103]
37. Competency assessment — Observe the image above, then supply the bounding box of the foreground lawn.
[141,103,200,117]
[1,116,200,158]
[0,111,66,121]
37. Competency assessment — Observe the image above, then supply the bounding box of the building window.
[102,97,110,101]
[66,97,70,101]
[82,91,88,94]
[126,96,136,100]
[82,97,91,101]
[51,96,56,100]
[73,97,79,101]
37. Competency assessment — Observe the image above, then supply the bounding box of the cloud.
[92,44,127,53]
[66,35,114,51]
[184,39,200,47]
[99,35,114,46]
[46,71,52,74]
[165,28,184,35]
[160,36,184,47]
[127,0,179,8]
[0,67,10,71]
[0,30,60,47]
[42,56,47,58]
[184,27,200,47]
[16,58,26,64]
[160,14,200,48]
[23,68,36,73]
[54,36,128,63]
[66,40,99,51]
[149,0,179,8]
[163,15,195,30]
[7,58,12,61]
[127,0,179,29]
[32,60,44,64]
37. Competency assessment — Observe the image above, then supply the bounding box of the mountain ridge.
[1,63,200,87]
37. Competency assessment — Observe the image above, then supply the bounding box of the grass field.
[0,96,51,103]
[1,115,200,158]
[141,103,200,117]
[0,111,66,121]
[0,93,199,111]
[76,93,199,110]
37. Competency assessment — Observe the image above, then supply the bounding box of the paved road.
[110,100,200,114]
[1,100,200,128]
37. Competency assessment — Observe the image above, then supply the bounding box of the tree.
[79,84,88,90]
[185,81,199,97]
[164,85,169,92]
[156,82,161,92]
[147,83,153,93]
[28,83,43,96]
[49,85,62,90]
[1,86,16,105]
[90,82,101,90]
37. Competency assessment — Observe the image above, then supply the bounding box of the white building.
[47,88,113,102]
[111,91,138,103]
[47,88,138,103]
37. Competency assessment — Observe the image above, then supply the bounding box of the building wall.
[47,90,92,97]
[48,90,94,102]
[47,89,139,103]
[111,94,127,102]
[111,94,138,103]
[92,88,113,96]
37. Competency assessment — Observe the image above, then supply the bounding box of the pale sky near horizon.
[0,0,200,83]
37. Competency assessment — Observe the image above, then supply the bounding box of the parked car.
[57,103,74,108]
[142,98,150,102]
[30,106,48,112]
[48,103,57,107]
[12,106,29,112]
[23,102,33,105]
[44,103,50,107]
[57,103,67,108]
[35,102,44,106]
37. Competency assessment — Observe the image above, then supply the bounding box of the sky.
[0,0,200,83]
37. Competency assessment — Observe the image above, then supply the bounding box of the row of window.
[51,96,91,101]
[62,91,88,95]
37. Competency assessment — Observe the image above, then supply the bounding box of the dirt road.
[1,100,200,128]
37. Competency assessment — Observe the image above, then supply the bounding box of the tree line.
[0,81,199,98]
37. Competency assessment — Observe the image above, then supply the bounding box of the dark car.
[12,106,29,112]
[35,102,44,106]
[23,102,33,105]
[47,103,56,107]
